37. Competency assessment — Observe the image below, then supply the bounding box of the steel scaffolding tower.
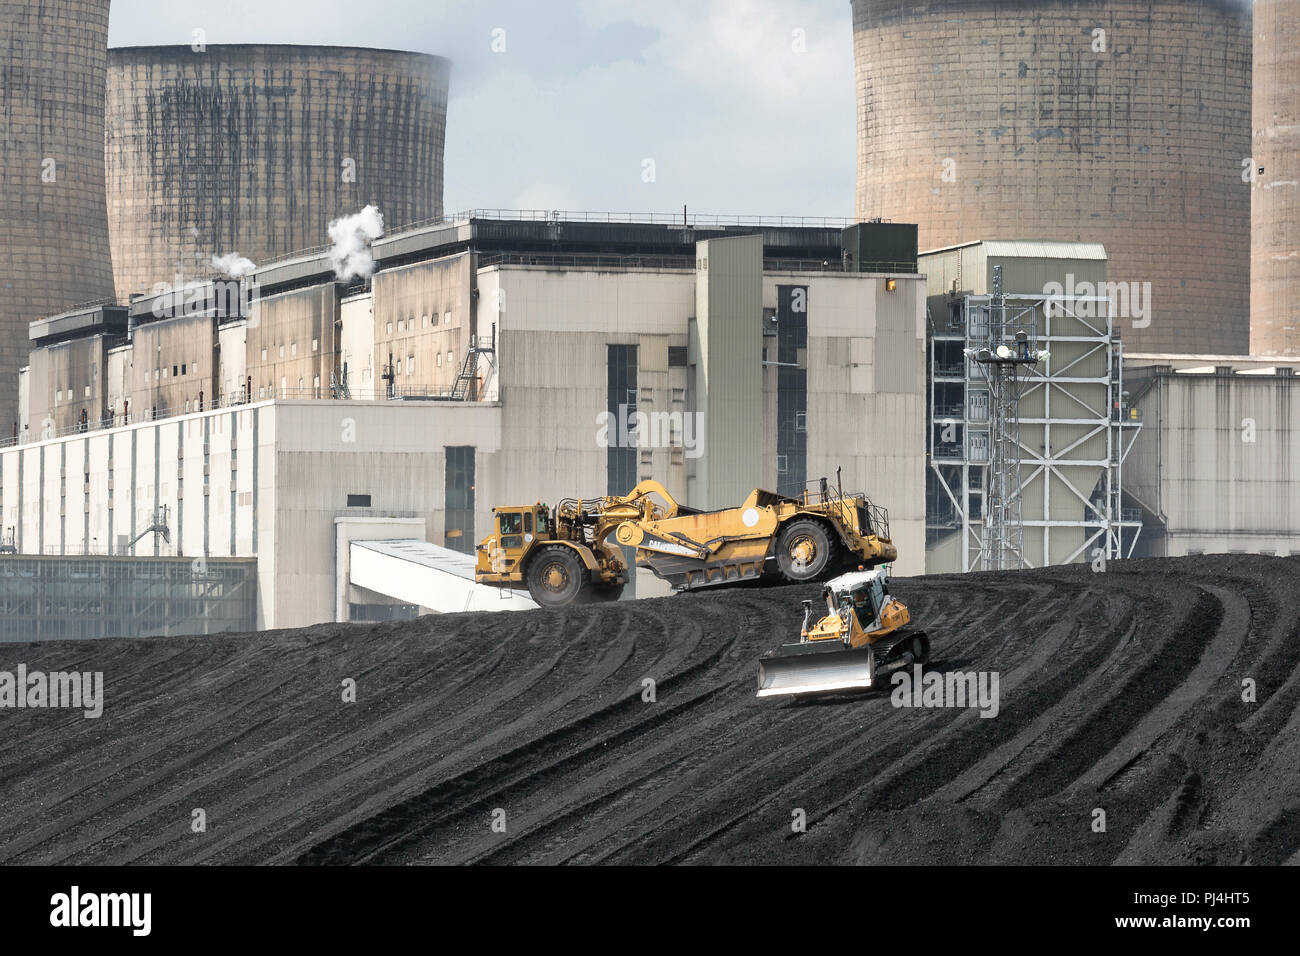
[927,287,1144,572]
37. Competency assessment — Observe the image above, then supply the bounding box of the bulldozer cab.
[831,572,888,634]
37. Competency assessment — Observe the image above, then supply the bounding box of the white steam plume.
[211,252,257,278]
[327,205,385,280]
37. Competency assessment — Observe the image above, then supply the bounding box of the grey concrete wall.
[130,313,218,418]
[371,252,473,396]
[246,284,339,400]
[786,271,927,575]
[1128,367,1300,554]
[25,335,110,435]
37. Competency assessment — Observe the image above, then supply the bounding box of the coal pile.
[2,555,1297,865]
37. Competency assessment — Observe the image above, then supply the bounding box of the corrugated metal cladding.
[0,0,117,434]
[105,44,450,302]
[1251,0,1300,355]
[853,0,1252,355]
[842,223,918,273]
[695,234,764,510]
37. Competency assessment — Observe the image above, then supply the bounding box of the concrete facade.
[692,234,765,509]
[1250,0,1300,355]
[852,0,1253,354]
[0,0,117,434]
[104,45,450,301]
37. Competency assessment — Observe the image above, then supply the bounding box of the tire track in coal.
[292,601,728,864]
[495,584,1062,864]
[656,586,1107,863]
[210,611,634,864]
[1081,585,1250,791]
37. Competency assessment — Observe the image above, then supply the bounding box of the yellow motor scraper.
[756,568,929,698]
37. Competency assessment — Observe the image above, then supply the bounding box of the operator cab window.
[500,512,523,534]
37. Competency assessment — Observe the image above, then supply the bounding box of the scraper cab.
[755,568,930,698]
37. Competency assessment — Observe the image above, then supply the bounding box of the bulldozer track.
[1,554,1296,864]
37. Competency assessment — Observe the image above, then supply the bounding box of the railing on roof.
[0,384,481,449]
[478,252,695,270]
[400,209,860,231]
[250,210,871,276]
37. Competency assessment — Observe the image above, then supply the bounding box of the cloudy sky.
[107,0,858,219]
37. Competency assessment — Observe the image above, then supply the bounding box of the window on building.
[436,353,442,368]
[278,345,284,358]
[444,311,452,325]
[387,321,394,335]
[406,355,414,375]
[261,348,268,361]
[607,344,639,497]
[422,314,429,328]
[447,349,455,368]
[172,365,178,377]
[346,494,372,507]
[291,343,297,357]
[181,364,187,375]
[312,338,319,352]
[444,447,476,555]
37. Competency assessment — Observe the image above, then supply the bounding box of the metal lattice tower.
[969,267,1039,571]
[982,361,1026,570]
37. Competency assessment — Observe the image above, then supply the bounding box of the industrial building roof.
[350,538,475,580]
[921,239,1107,260]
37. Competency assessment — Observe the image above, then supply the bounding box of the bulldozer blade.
[756,644,876,698]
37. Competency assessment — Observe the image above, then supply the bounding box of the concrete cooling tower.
[105,44,450,300]
[0,0,117,431]
[1250,0,1300,355]
[852,0,1253,354]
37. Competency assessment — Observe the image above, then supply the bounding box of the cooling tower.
[852,0,1252,353]
[1251,0,1299,355]
[105,45,450,300]
[0,0,116,431]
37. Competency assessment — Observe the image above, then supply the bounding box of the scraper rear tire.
[526,546,590,607]
[775,518,837,583]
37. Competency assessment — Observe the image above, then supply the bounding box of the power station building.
[1,215,929,636]
[105,44,451,302]
[0,0,117,440]
[852,0,1253,355]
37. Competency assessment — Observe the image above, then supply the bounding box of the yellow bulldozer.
[755,567,930,698]
[474,472,897,607]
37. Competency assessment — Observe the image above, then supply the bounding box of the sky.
[106,0,859,219]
